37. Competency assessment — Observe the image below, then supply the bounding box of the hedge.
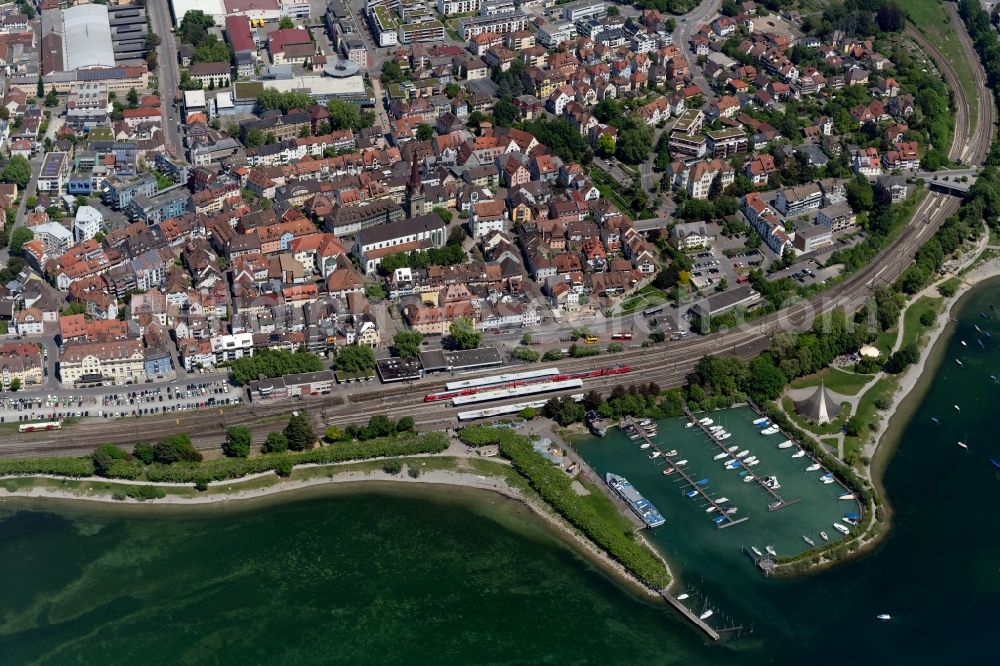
[460,427,671,589]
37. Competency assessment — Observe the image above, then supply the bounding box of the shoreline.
[0,463,664,602]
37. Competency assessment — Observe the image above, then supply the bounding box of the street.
[672,0,723,103]
[147,0,183,154]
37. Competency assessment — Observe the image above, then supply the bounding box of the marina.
[684,408,799,512]
[621,417,749,530]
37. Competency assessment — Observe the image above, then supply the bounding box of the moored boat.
[699,609,714,620]
[752,417,769,426]
[744,456,758,464]
[724,506,738,514]
[792,450,805,458]
[735,449,750,458]
[665,449,678,457]
[833,522,850,535]
[806,463,822,472]
[695,478,709,486]
[699,418,713,426]
[777,439,794,449]
[640,442,651,449]
[717,432,732,440]
[606,473,667,528]
[649,451,661,459]
[751,546,763,557]
[820,531,829,541]
[662,467,675,475]
[714,452,729,460]
[709,425,723,432]
[706,506,717,513]
[802,535,816,547]
[838,493,855,500]
[743,475,755,483]
[686,490,698,498]
[676,459,688,466]
[761,425,780,435]
[745,459,760,467]
[877,614,891,621]
[716,497,729,504]
[712,515,726,525]
[765,545,777,557]
[677,593,690,600]
[727,445,739,452]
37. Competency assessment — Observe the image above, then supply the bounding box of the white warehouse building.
[62,5,116,71]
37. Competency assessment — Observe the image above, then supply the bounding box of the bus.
[642,305,664,318]
[19,421,62,433]
[584,335,599,344]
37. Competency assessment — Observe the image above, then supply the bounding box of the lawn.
[843,376,899,464]
[900,296,944,349]
[907,0,978,133]
[577,478,638,535]
[874,328,898,358]
[788,367,873,396]
[618,285,669,314]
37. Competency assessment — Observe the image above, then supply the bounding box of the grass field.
[907,0,978,132]
[618,285,669,314]
[901,296,944,349]
[788,367,874,396]
[874,327,898,358]
[577,478,638,534]
[843,376,899,463]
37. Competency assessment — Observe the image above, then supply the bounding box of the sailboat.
[792,450,805,458]
[640,442,651,449]
[699,609,714,620]
[957,439,968,449]
[820,531,829,541]
[961,340,967,346]
[877,614,892,621]
[956,358,964,366]
[930,417,940,424]
[677,593,690,601]
[954,405,961,411]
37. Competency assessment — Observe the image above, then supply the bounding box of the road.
[672,0,723,104]
[147,0,183,154]
[0,154,42,266]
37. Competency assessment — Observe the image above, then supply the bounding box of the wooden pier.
[623,417,748,529]
[658,590,721,641]
[683,409,797,511]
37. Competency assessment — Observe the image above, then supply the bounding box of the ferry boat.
[802,535,816,547]
[778,440,794,449]
[735,449,750,458]
[699,609,714,620]
[714,452,729,460]
[765,545,777,557]
[877,614,892,621]
[839,493,855,500]
[752,417,769,426]
[820,531,829,541]
[665,450,678,457]
[761,425,780,435]
[712,515,726,525]
[751,546,763,558]
[792,450,805,458]
[605,473,667,528]
[833,522,850,535]
[806,463,822,472]
[743,475,755,483]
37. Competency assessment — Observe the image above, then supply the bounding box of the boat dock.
[741,546,776,576]
[684,409,797,511]
[658,590,721,641]
[623,417,748,529]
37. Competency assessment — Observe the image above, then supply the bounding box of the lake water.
[2,284,999,664]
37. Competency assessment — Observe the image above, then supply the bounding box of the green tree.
[44,88,58,106]
[381,60,405,83]
[179,9,215,45]
[433,207,453,225]
[416,123,434,141]
[396,416,415,432]
[615,119,653,164]
[326,98,362,131]
[513,347,540,362]
[92,443,126,477]
[262,432,288,453]
[284,412,316,451]
[133,441,155,464]
[223,426,252,458]
[492,96,518,127]
[445,82,461,98]
[244,128,265,148]
[36,76,43,98]
[449,317,481,350]
[279,16,295,29]
[126,87,139,108]
[393,329,424,358]
[1,155,31,189]
[9,227,33,255]
[154,434,202,464]
[9,377,21,392]
[598,132,616,156]
[846,176,875,212]
[336,344,375,373]
[323,426,344,443]
[743,356,788,401]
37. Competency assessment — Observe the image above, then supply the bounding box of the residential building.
[815,203,856,233]
[37,152,70,193]
[775,183,823,216]
[59,340,146,387]
[793,224,833,252]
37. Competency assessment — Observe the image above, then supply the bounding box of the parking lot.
[0,379,243,424]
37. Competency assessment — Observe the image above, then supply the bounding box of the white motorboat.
[820,531,829,541]
[638,418,653,426]
[958,441,969,449]
[744,456,758,464]
[956,358,964,367]
[752,417,769,426]
[877,614,892,621]
[677,593,689,600]
[714,452,729,460]
[735,449,750,458]
[665,450,678,457]
[791,450,805,458]
[649,451,662,459]
[806,463,822,472]
[699,610,714,620]
[706,506,717,513]
[629,433,642,440]
[709,425,723,432]
[777,440,794,449]
[676,459,688,466]
[745,459,760,467]
[685,422,695,428]
[765,545,777,557]
[751,546,763,557]
[761,426,780,435]
[699,418,713,426]
[743,475,755,483]
[833,522,850,535]
[961,340,967,347]
[802,535,816,547]
[821,477,835,484]
[954,404,961,411]
[727,445,739,452]
[640,442,651,449]
[763,476,781,489]
[724,507,738,514]
[716,432,732,441]
[716,497,729,504]
[722,458,737,467]
[839,493,855,500]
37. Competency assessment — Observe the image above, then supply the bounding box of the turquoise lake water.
[1,283,999,664]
